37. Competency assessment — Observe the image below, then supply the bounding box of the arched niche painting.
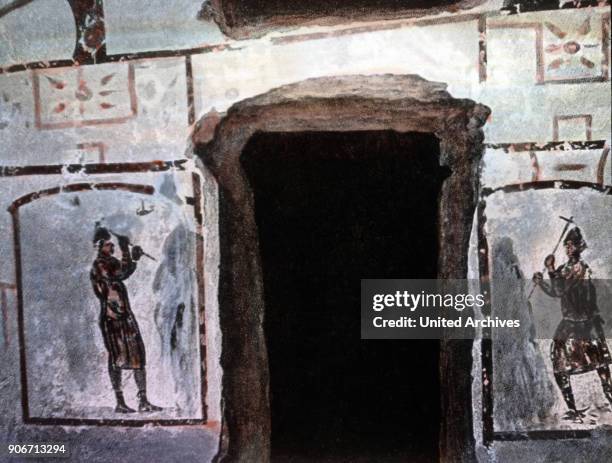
[9,177,205,424]
[481,183,612,437]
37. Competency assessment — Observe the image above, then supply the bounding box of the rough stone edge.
[193,74,490,463]
[206,0,488,40]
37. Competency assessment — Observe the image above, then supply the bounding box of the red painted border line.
[0,0,35,19]
[554,163,587,171]
[192,172,208,422]
[597,145,610,185]
[76,142,107,163]
[476,199,493,446]
[603,13,610,80]
[493,430,592,441]
[23,417,207,427]
[7,182,155,213]
[552,115,593,142]
[481,179,611,197]
[10,209,30,421]
[0,44,238,75]
[0,159,188,177]
[186,55,196,126]
[1,288,9,348]
[536,76,608,85]
[485,140,606,152]
[478,15,487,83]
[535,22,544,84]
[529,151,540,181]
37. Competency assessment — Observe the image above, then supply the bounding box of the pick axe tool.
[109,230,157,262]
[527,215,575,300]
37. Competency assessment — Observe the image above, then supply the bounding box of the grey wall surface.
[19,188,202,420]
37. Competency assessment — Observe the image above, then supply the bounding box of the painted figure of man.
[90,225,161,413]
[533,227,612,420]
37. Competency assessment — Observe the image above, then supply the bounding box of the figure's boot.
[603,387,612,408]
[114,391,136,413]
[560,389,586,422]
[137,391,162,412]
[560,388,578,417]
[555,373,582,421]
[597,367,612,408]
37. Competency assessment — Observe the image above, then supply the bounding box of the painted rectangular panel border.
[486,10,610,85]
[32,64,138,130]
[478,179,612,445]
[552,115,593,142]
[6,163,208,426]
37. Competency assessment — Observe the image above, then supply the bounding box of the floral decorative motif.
[542,16,605,82]
[33,63,137,130]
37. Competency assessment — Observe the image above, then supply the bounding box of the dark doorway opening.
[241,130,449,462]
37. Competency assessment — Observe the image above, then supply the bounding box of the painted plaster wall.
[1,0,610,461]
[0,168,222,462]
[470,188,612,462]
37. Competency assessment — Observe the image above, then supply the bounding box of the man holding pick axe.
[90,224,162,414]
[533,220,612,421]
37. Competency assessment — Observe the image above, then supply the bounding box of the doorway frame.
[194,74,490,462]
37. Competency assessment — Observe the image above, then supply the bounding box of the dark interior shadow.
[241,130,450,462]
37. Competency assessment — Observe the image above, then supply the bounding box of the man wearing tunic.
[90,225,161,413]
[533,227,612,420]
